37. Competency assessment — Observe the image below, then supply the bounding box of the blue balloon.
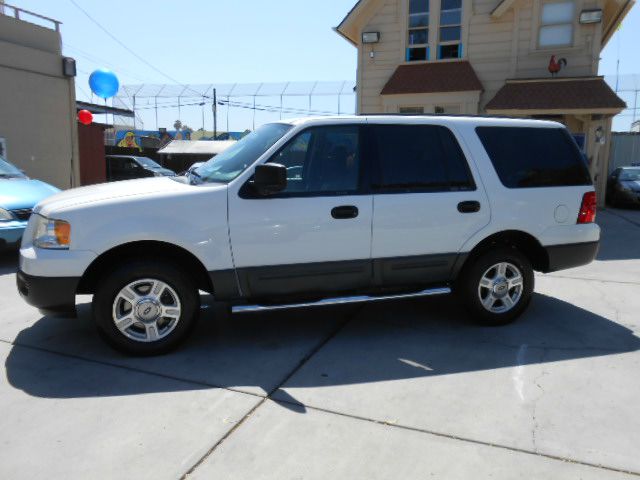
[88,68,120,99]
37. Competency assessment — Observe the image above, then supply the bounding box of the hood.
[35,177,196,216]
[0,178,60,210]
[154,168,176,176]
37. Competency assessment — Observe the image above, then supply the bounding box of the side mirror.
[253,163,287,195]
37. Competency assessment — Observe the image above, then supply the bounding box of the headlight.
[153,171,164,177]
[0,208,14,221]
[32,215,71,249]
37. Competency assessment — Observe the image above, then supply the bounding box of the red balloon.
[78,109,93,125]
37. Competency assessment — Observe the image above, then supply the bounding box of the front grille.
[11,208,32,221]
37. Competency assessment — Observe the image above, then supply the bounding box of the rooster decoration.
[548,55,567,77]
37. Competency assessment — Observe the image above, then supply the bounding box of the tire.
[457,247,534,326]
[92,259,200,355]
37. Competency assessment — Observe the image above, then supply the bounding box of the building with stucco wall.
[0,6,79,189]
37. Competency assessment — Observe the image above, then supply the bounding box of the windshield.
[135,157,162,169]
[0,156,26,179]
[193,123,292,184]
[620,168,640,181]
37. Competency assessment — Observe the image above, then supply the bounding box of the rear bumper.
[16,270,79,312]
[544,241,599,272]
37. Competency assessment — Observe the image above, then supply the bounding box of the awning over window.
[485,77,626,114]
[380,61,483,95]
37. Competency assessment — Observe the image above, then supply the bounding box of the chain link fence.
[605,74,640,128]
[112,81,357,136]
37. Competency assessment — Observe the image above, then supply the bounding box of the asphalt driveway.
[1,209,639,479]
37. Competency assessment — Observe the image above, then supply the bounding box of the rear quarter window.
[475,126,592,188]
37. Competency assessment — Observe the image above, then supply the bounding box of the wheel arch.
[77,240,213,294]
[455,230,549,276]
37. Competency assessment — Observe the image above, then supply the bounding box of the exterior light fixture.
[579,9,603,24]
[362,31,380,44]
[62,57,77,77]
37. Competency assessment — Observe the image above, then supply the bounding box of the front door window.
[269,125,361,195]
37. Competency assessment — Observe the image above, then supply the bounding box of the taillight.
[577,191,596,224]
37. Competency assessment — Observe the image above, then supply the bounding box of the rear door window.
[371,124,475,192]
[476,126,592,188]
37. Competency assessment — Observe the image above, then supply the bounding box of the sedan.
[607,167,640,207]
[0,156,60,250]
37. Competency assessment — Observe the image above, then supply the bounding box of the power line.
[67,0,204,99]
[63,43,149,83]
[76,85,92,99]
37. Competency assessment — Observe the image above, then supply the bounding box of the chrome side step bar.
[231,287,451,313]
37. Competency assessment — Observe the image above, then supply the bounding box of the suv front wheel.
[458,247,534,326]
[93,260,200,355]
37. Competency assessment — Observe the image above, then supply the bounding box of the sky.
[600,5,640,131]
[11,0,640,132]
[12,0,359,132]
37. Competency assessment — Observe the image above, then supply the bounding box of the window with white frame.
[399,106,425,114]
[406,0,429,61]
[538,1,574,48]
[439,0,462,59]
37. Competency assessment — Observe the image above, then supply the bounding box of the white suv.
[17,116,600,355]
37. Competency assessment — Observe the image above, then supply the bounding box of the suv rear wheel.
[93,260,200,355]
[458,247,534,326]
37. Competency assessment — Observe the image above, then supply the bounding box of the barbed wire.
[113,81,357,130]
[115,81,356,102]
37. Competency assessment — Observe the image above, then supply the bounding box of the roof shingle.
[485,77,626,111]
[380,61,483,95]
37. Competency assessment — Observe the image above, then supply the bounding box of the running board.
[231,287,451,313]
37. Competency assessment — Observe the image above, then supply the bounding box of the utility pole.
[201,96,205,132]
[213,88,217,139]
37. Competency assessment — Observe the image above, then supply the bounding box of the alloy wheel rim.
[477,262,524,314]
[112,278,181,343]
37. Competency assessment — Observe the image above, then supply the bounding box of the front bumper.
[0,222,26,249]
[16,270,79,312]
[544,241,599,272]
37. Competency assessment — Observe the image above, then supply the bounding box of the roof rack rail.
[359,113,547,121]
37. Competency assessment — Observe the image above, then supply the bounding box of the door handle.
[331,205,359,219]
[457,201,481,213]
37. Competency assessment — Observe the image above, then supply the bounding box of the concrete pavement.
[0,208,639,479]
